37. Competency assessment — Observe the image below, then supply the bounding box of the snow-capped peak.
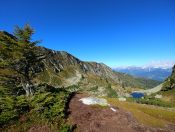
[141,60,175,69]
[113,60,175,70]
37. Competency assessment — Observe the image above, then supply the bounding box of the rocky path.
[68,94,175,132]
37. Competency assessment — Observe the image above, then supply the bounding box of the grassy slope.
[107,98,175,128]
[159,65,175,106]
[159,89,175,106]
[36,66,161,97]
[134,84,163,95]
[116,72,161,89]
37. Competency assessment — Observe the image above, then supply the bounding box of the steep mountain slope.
[34,47,120,96]
[0,31,160,97]
[155,65,175,106]
[162,65,175,91]
[34,47,160,95]
[36,47,119,86]
[115,72,161,90]
[114,66,172,81]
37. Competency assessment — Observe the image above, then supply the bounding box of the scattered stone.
[125,93,132,98]
[110,107,117,112]
[118,97,126,101]
[155,94,162,99]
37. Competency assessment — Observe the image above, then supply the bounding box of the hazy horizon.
[112,60,175,68]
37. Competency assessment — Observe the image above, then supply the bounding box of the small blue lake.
[131,92,144,98]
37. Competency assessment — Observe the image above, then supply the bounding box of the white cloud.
[113,60,175,69]
[142,60,175,69]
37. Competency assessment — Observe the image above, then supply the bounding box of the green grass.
[59,66,76,78]
[140,107,175,124]
[107,98,175,128]
[106,84,118,98]
[132,97,175,108]
[160,88,175,103]
[115,72,161,89]
[88,86,98,92]
[37,68,62,86]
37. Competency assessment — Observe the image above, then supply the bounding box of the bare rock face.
[36,47,120,88]
[38,47,118,80]
[34,47,160,95]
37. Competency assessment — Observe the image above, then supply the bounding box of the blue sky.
[0,0,175,67]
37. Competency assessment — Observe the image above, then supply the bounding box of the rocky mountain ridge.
[39,47,118,80]
[0,30,161,96]
[34,46,160,96]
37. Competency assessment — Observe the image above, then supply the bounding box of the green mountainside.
[0,29,160,97]
[0,25,161,131]
[162,65,175,91]
[115,72,161,90]
[0,25,75,131]
[35,47,160,94]
[158,65,175,105]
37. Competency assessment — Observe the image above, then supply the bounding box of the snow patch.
[80,97,118,112]
[79,97,108,106]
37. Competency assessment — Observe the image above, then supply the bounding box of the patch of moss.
[37,68,62,86]
[88,86,98,92]
[59,66,76,78]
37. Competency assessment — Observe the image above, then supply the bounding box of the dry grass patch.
[161,89,175,104]
[107,98,175,128]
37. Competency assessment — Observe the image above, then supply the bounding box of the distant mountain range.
[113,66,173,81]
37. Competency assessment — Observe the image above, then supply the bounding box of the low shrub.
[60,124,76,132]
[106,84,118,98]
[135,97,174,107]
[0,84,72,131]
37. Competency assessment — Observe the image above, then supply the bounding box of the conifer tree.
[0,24,44,96]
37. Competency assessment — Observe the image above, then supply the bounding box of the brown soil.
[68,94,175,132]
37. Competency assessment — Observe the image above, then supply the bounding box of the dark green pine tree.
[0,24,44,96]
